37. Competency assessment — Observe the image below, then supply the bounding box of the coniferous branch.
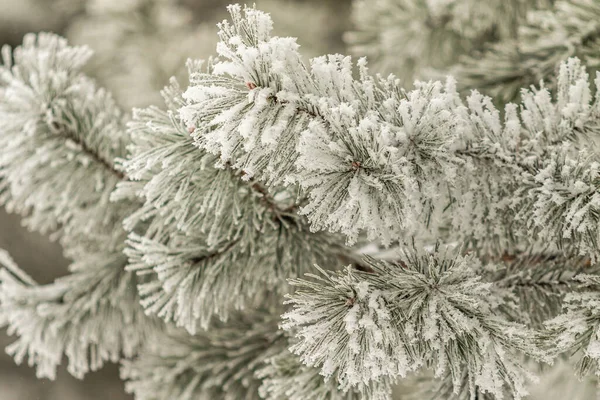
[122,309,376,400]
[281,245,549,400]
[124,224,340,333]
[48,119,125,180]
[0,33,152,379]
[0,253,151,379]
[482,251,595,327]
[181,5,600,260]
[182,5,465,245]
[545,273,600,378]
[452,60,600,256]
[257,349,392,400]
[415,370,505,400]
[2,5,600,400]
[412,358,600,400]
[132,7,600,398]
[0,33,132,254]
[117,71,348,332]
[122,311,288,400]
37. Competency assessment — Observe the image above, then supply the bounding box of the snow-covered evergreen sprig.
[122,311,287,400]
[0,33,132,254]
[0,252,150,379]
[257,349,392,400]
[0,33,152,379]
[2,5,600,400]
[487,252,596,328]
[282,246,549,400]
[182,5,600,259]
[545,273,600,378]
[121,309,370,400]
[116,72,348,332]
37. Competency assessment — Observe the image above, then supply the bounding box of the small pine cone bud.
[187,126,195,134]
[246,82,257,90]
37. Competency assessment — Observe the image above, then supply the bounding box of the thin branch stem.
[51,121,126,180]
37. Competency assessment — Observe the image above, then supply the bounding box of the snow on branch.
[0,33,133,256]
[0,251,153,379]
[281,245,549,400]
[118,73,347,331]
[545,273,600,378]
[181,5,600,260]
[0,33,152,379]
[258,349,392,400]
[487,251,596,328]
[122,311,287,400]
[1,5,600,400]
[122,309,373,400]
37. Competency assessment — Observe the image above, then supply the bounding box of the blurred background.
[0,0,598,399]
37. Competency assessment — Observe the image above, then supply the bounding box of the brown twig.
[51,121,125,180]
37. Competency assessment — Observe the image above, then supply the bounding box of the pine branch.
[0,33,151,379]
[482,251,596,327]
[258,349,391,400]
[50,120,125,180]
[0,252,153,379]
[119,74,347,331]
[122,308,375,400]
[0,33,133,254]
[122,311,287,400]
[545,273,600,378]
[3,6,600,400]
[181,5,600,260]
[281,245,549,400]
[236,165,300,217]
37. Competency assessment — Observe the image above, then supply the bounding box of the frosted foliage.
[182,6,600,259]
[126,222,340,333]
[488,252,594,328]
[122,312,285,400]
[0,33,152,379]
[0,252,151,379]
[283,247,548,400]
[3,5,600,400]
[0,33,131,256]
[118,74,345,331]
[297,79,460,245]
[182,5,464,245]
[258,350,392,400]
[545,274,600,377]
[519,58,598,144]
[451,70,600,259]
[281,266,409,396]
